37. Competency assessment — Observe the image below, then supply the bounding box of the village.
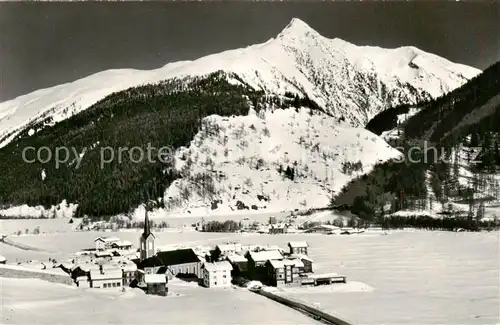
[22,211,348,297]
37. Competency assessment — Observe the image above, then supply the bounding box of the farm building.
[288,241,309,255]
[265,258,304,287]
[94,237,120,250]
[144,274,167,296]
[202,261,233,288]
[89,266,123,289]
[111,241,133,250]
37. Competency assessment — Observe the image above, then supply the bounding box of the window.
[223,275,227,278]
[112,283,116,287]
[103,283,107,288]
[117,282,121,287]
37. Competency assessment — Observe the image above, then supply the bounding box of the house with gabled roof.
[202,261,233,288]
[265,258,304,287]
[287,241,309,255]
[245,250,283,281]
[94,236,120,251]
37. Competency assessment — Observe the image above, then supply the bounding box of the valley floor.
[1,222,499,325]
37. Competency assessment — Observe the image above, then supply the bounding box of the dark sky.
[1,1,499,102]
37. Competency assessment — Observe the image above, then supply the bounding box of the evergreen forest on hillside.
[0,71,323,220]
[334,62,500,227]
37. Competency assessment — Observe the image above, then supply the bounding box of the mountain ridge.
[0,18,480,148]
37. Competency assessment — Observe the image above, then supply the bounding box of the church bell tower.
[140,203,155,261]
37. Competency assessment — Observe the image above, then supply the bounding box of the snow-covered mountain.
[0,18,480,148]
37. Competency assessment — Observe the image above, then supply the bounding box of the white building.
[89,267,123,289]
[94,236,121,251]
[202,261,233,288]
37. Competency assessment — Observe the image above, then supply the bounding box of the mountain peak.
[277,18,318,38]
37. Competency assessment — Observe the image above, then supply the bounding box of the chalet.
[288,241,308,255]
[94,237,120,251]
[269,224,288,234]
[245,250,283,281]
[290,254,313,273]
[144,274,167,296]
[226,254,248,274]
[214,243,242,260]
[89,266,123,289]
[265,258,304,287]
[202,261,233,288]
[111,241,133,250]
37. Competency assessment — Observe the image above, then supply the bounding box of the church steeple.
[142,209,151,239]
[140,201,155,261]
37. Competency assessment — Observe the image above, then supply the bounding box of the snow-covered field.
[1,277,319,325]
[1,230,498,325]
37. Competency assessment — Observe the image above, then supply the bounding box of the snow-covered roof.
[94,236,121,243]
[145,274,166,284]
[89,269,122,280]
[247,250,283,262]
[0,255,6,262]
[121,263,137,272]
[289,254,313,262]
[203,261,233,272]
[216,243,241,252]
[288,241,308,248]
[95,251,113,257]
[112,240,132,246]
[268,258,304,269]
[226,254,247,263]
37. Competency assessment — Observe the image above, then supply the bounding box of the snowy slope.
[125,106,402,218]
[0,18,480,148]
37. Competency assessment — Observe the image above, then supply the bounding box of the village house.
[121,263,137,286]
[245,250,283,281]
[144,274,167,296]
[202,261,233,288]
[89,266,123,289]
[214,243,242,260]
[269,223,288,234]
[226,254,248,275]
[290,254,314,273]
[265,258,304,287]
[94,236,121,251]
[111,240,133,250]
[288,241,309,255]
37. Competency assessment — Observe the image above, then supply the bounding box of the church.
[134,208,203,286]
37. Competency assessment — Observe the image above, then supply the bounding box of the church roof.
[137,256,164,269]
[156,249,200,266]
